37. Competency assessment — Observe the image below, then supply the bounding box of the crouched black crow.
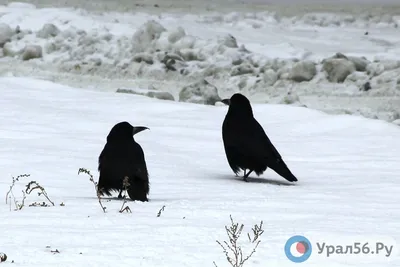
[97,121,150,201]
[220,93,298,183]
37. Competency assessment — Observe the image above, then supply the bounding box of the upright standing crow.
[220,93,298,183]
[97,121,150,201]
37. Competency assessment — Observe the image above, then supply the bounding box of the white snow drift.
[0,2,400,124]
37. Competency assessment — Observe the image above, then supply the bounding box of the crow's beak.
[132,126,149,136]
[220,99,231,105]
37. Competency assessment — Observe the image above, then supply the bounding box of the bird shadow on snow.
[78,196,130,201]
[77,175,297,203]
[219,174,297,186]
[78,196,183,202]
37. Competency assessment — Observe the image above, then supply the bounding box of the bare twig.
[119,206,132,213]
[29,201,50,207]
[5,174,30,206]
[247,221,264,243]
[16,190,27,210]
[25,181,55,206]
[11,190,18,210]
[214,215,264,267]
[119,176,132,213]
[157,205,166,217]
[78,168,106,213]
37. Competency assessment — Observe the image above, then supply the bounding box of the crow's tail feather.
[271,160,298,182]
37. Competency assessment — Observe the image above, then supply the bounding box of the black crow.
[97,121,150,201]
[220,93,298,183]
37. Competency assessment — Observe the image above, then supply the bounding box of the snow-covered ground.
[1,76,399,266]
[1,1,400,266]
[0,2,400,124]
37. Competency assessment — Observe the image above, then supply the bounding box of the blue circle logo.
[284,235,312,263]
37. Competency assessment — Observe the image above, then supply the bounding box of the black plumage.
[220,93,298,183]
[97,121,150,201]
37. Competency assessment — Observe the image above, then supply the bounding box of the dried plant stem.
[78,168,106,213]
[214,215,264,267]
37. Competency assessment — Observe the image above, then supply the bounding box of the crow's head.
[106,121,149,142]
[220,93,253,117]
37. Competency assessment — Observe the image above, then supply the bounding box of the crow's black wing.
[252,119,283,162]
[224,117,283,165]
[222,117,244,175]
[98,141,148,180]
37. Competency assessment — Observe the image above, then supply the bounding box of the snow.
[1,2,400,263]
[1,76,399,266]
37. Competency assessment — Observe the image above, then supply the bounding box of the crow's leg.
[243,169,253,182]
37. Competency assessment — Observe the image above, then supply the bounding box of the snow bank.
[1,2,400,124]
[198,11,400,29]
